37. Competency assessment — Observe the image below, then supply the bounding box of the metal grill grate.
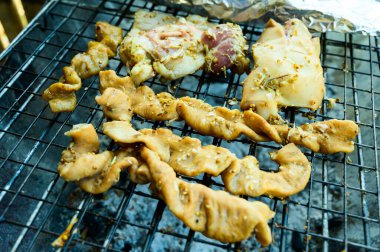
[0,0,379,251]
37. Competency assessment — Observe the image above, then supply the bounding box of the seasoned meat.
[222,143,311,198]
[202,23,250,74]
[102,121,235,177]
[58,124,139,194]
[98,70,179,121]
[43,22,123,112]
[176,97,269,141]
[77,150,139,194]
[244,110,359,154]
[102,121,312,198]
[55,121,317,246]
[95,21,124,53]
[141,147,274,245]
[241,19,325,123]
[119,10,249,84]
[97,70,358,154]
[95,88,133,122]
[42,67,81,113]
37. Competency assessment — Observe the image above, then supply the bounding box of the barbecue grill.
[0,0,379,251]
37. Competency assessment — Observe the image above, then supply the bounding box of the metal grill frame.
[0,0,379,251]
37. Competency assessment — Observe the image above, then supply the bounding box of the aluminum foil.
[155,0,380,36]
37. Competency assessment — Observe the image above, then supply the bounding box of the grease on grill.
[52,217,78,247]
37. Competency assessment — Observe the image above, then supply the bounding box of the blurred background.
[0,0,45,52]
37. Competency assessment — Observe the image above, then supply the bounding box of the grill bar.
[349,34,371,247]
[0,0,379,251]
[369,36,380,239]
[0,0,108,219]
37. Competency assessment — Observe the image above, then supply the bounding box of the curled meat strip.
[43,22,123,112]
[102,121,311,198]
[141,147,274,245]
[58,124,139,194]
[176,97,269,142]
[58,123,275,244]
[102,121,235,177]
[97,70,178,122]
[243,110,359,154]
[222,143,311,198]
[96,71,358,154]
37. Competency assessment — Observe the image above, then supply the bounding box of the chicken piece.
[97,71,272,142]
[133,86,179,121]
[117,147,152,184]
[102,121,235,177]
[43,22,123,113]
[141,147,274,245]
[58,124,138,194]
[177,97,269,142]
[222,143,311,198]
[202,23,250,74]
[168,137,234,177]
[119,10,249,84]
[242,109,283,143]
[241,19,325,123]
[244,110,359,154]
[57,121,311,198]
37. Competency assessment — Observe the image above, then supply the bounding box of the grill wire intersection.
[0,0,379,251]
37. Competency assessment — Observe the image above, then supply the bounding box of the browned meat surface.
[97,71,358,154]
[95,88,133,122]
[141,147,274,245]
[119,10,249,84]
[42,67,81,113]
[241,19,325,123]
[58,124,139,194]
[275,119,359,154]
[43,22,123,113]
[98,70,179,122]
[103,121,312,198]
[102,121,235,177]
[177,97,269,141]
[202,23,250,74]
[222,143,311,198]
[244,110,359,154]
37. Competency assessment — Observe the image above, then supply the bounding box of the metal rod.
[0,0,378,251]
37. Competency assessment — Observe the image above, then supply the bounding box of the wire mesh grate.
[0,0,379,251]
